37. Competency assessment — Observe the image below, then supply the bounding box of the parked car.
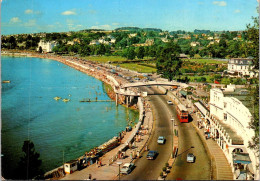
[120,163,135,174]
[157,136,165,144]
[167,100,173,105]
[187,153,195,163]
[146,150,158,160]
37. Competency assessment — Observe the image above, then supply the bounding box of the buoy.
[54,96,61,101]
[62,98,70,102]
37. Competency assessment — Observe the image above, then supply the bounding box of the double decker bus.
[176,104,189,123]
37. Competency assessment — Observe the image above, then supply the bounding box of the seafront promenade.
[61,99,154,180]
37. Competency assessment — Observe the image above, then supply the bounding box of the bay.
[1,56,138,178]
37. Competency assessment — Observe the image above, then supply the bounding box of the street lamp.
[176,146,194,157]
[116,161,122,180]
[171,118,175,158]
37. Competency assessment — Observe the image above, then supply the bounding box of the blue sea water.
[1,56,138,178]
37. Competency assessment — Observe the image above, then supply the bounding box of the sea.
[1,56,139,178]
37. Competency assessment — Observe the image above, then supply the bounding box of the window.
[224,113,227,120]
[224,102,227,108]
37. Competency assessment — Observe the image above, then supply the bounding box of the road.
[122,87,172,180]
[123,86,211,180]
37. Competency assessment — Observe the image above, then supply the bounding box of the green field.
[184,59,228,64]
[113,63,157,73]
[82,56,128,63]
[179,74,217,83]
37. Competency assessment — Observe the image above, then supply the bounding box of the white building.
[227,58,258,78]
[190,42,200,47]
[64,160,78,174]
[37,40,57,53]
[209,85,259,180]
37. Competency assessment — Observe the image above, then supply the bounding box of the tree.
[246,16,259,69]
[38,46,43,53]
[127,47,136,60]
[156,42,182,80]
[16,140,43,179]
[136,46,145,59]
[247,85,259,153]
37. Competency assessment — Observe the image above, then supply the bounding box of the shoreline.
[2,50,141,178]
[1,50,137,108]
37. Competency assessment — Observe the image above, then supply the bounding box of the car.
[146,150,158,160]
[157,136,165,144]
[120,163,135,174]
[187,153,195,163]
[167,100,173,105]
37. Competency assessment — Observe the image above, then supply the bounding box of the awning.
[180,90,187,96]
[194,102,208,117]
[233,153,251,164]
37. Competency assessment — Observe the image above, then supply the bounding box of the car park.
[146,150,158,160]
[120,163,135,174]
[157,136,165,144]
[167,100,173,105]
[187,153,195,163]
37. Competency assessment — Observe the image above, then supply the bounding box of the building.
[190,42,200,47]
[227,58,258,78]
[37,40,57,52]
[207,85,259,180]
[64,160,78,174]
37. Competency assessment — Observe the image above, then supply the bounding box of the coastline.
[1,50,133,107]
[1,50,141,178]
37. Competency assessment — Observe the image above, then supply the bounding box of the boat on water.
[53,96,62,101]
[62,98,70,102]
[2,80,10,83]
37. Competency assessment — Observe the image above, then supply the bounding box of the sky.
[1,0,259,35]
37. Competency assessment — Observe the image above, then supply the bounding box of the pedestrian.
[89,174,92,180]
[96,159,98,168]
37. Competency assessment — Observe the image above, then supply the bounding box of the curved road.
[123,87,210,180]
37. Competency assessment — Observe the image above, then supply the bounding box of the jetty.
[80,99,113,103]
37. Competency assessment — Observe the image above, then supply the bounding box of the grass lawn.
[113,63,157,73]
[82,56,128,63]
[184,59,228,64]
[179,74,218,83]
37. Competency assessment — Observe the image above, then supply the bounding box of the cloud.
[24,9,42,15]
[24,19,36,27]
[10,17,21,23]
[61,10,77,15]
[25,9,33,14]
[234,9,241,13]
[112,22,119,26]
[212,1,227,6]
[91,24,111,30]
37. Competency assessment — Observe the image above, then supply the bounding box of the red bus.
[177,104,189,123]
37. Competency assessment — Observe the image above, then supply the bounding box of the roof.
[177,104,187,111]
[233,153,251,164]
[65,160,78,164]
[180,90,187,96]
[223,88,254,115]
[123,163,131,167]
[212,115,243,145]
[194,102,208,117]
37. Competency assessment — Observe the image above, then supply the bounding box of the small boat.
[54,96,62,101]
[62,98,70,102]
[2,80,10,83]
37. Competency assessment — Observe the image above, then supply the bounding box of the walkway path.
[61,103,153,180]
